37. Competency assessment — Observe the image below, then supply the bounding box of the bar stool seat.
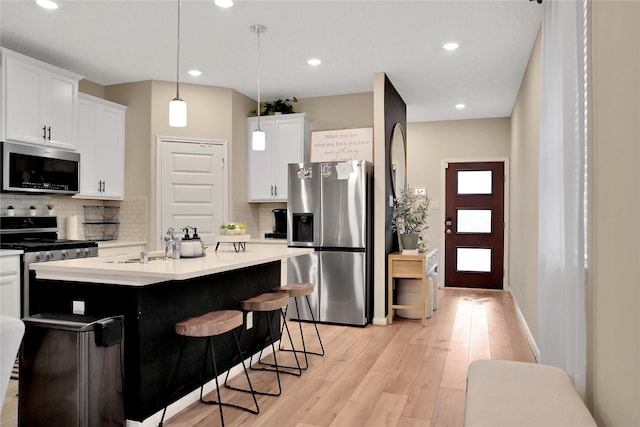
[241,292,289,312]
[175,310,242,337]
[275,283,325,370]
[159,310,258,427]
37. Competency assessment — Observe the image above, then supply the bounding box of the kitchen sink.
[108,256,165,264]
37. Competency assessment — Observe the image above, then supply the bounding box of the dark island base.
[31,261,281,422]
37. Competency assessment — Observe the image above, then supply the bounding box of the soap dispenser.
[181,227,194,257]
[191,227,204,257]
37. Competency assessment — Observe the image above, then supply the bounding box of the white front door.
[159,139,226,248]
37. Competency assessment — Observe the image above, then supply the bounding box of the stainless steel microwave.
[1,141,80,194]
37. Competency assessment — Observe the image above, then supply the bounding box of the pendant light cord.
[256,25,262,130]
[175,0,181,100]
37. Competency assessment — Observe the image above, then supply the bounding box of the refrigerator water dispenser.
[292,213,314,242]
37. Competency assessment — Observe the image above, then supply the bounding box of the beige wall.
[406,118,511,270]
[589,1,640,425]
[295,92,374,131]
[79,79,105,98]
[509,29,541,345]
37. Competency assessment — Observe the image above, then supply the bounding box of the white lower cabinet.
[247,113,310,202]
[74,93,126,200]
[0,252,21,319]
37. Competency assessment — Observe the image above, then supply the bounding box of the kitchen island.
[29,245,312,423]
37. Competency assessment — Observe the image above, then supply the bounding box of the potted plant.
[249,97,298,116]
[46,203,55,216]
[6,206,14,216]
[391,187,430,250]
[237,222,247,235]
[29,205,37,216]
[226,223,236,236]
[219,224,227,235]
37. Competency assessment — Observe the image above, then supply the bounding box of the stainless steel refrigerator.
[287,160,373,326]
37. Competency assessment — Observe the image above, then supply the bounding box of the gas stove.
[0,216,98,316]
[0,216,97,260]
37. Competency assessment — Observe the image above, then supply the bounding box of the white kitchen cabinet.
[247,113,310,202]
[74,93,126,200]
[1,48,82,150]
[0,250,21,319]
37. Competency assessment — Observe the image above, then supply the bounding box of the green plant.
[7,206,14,210]
[219,224,227,230]
[226,224,236,230]
[249,97,298,116]
[238,222,247,229]
[391,187,430,235]
[46,204,54,210]
[29,205,36,210]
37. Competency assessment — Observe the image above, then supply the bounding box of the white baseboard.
[508,289,541,361]
[372,316,388,326]
[125,341,278,427]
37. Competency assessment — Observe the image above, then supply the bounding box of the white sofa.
[464,359,597,427]
[0,315,24,408]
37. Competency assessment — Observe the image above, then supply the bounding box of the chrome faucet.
[163,227,181,260]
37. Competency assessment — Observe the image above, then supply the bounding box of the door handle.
[446,229,452,235]
[42,126,47,139]
[47,126,51,140]
[274,185,277,196]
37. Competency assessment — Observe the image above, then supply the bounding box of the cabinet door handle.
[274,185,277,196]
[47,126,51,140]
[98,180,102,193]
[102,180,106,193]
[42,126,47,139]
[270,185,273,196]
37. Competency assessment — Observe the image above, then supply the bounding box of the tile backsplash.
[232,201,287,238]
[1,195,148,242]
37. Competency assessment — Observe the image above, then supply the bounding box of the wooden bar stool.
[225,292,301,398]
[275,283,325,370]
[159,310,258,427]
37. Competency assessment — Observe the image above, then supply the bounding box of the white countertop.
[0,249,23,257]
[31,245,312,286]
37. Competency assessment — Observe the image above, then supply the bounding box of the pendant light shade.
[169,0,187,127]
[169,98,187,127]
[252,130,266,151]
[250,24,267,151]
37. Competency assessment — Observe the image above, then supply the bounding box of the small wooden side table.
[388,252,427,326]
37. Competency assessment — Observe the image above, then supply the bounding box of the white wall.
[509,29,541,342]
[589,1,640,425]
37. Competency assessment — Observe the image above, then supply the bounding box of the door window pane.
[457,248,492,272]
[457,209,492,233]
[458,170,492,194]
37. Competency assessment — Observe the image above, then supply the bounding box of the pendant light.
[169,0,187,127]
[250,24,267,151]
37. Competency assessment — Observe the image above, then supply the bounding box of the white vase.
[6,210,14,217]
[29,210,37,216]
[48,210,55,216]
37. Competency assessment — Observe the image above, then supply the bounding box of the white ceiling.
[0,0,542,123]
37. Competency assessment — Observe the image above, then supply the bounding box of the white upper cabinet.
[1,49,82,150]
[74,93,126,200]
[247,113,311,202]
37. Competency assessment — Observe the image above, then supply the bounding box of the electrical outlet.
[389,195,394,207]
[72,300,85,315]
[246,311,253,330]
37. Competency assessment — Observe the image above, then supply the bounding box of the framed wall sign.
[310,127,374,163]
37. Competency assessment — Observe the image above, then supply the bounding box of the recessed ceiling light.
[443,42,459,51]
[214,0,234,8]
[307,58,322,66]
[455,103,466,110]
[36,0,59,10]
[188,70,202,77]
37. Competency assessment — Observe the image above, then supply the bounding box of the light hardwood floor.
[0,288,535,427]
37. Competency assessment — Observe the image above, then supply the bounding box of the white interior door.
[160,139,226,248]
